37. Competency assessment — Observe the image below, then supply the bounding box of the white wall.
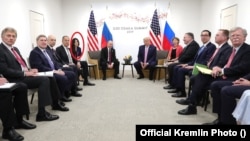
[0,0,62,58]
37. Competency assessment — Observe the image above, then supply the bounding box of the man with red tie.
[100,40,121,80]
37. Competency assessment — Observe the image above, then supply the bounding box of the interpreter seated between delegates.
[0,77,35,141]
[163,32,199,89]
[0,27,59,122]
[176,29,231,107]
[178,27,250,116]
[29,34,80,106]
[100,40,121,80]
[56,36,94,86]
[46,35,83,92]
[232,89,250,125]
[71,38,95,85]
[166,37,183,64]
[134,37,157,80]
[168,30,216,98]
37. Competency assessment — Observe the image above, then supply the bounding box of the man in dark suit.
[203,27,250,124]
[56,36,94,85]
[178,28,250,115]
[164,32,199,89]
[168,30,216,97]
[0,77,35,141]
[0,27,59,122]
[29,35,81,105]
[47,35,83,92]
[134,37,157,80]
[100,40,121,80]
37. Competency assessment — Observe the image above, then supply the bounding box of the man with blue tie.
[168,30,216,97]
[134,37,157,80]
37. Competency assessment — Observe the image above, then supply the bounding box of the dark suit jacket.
[72,46,82,64]
[188,42,216,66]
[209,42,231,69]
[100,47,118,64]
[178,40,200,63]
[46,46,64,67]
[0,43,27,81]
[56,45,72,65]
[224,43,250,79]
[29,47,61,72]
[137,45,157,65]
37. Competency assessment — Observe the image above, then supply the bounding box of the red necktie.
[222,48,236,79]
[11,48,28,69]
[207,48,219,67]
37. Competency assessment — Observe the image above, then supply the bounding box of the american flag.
[149,9,161,50]
[87,10,99,51]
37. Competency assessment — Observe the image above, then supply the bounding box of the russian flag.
[101,22,113,48]
[162,21,175,51]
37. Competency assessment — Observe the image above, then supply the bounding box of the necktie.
[144,47,149,63]
[108,48,112,64]
[66,48,73,64]
[222,48,236,79]
[207,48,219,67]
[43,50,55,70]
[198,46,205,56]
[224,48,236,68]
[11,48,28,70]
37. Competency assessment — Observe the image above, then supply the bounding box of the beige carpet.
[1,71,217,141]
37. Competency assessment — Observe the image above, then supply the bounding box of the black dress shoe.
[36,112,59,122]
[171,91,186,98]
[15,120,36,129]
[114,76,121,79]
[103,77,106,80]
[83,82,95,86]
[168,89,178,93]
[137,76,144,79]
[163,85,174,89]
[178,105,197,115]
[2,128,24,141]
[61,96,72,102]
[176,99,190,105]
[202,119,220,125]
[52,103,69,112]
[59,100,65,106]
[71,92,82,97]
[76,87,83,91]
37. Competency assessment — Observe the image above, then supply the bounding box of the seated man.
[134,37,157,80]
[0,77,36,141]
[0,27,59,122]
[100,40,121,80]
[56,36,95,86]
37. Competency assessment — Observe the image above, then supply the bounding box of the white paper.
[36,71,54,77]
[0,83,16,89]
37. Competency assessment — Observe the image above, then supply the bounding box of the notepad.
[36,71,54,77]
[192,63,208,75]
[196,66,212,75]
[0,83,16,89]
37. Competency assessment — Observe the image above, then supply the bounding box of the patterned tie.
[11,48,28,70]
[66,47,73,64]
[222,48,236,79]
[43,50,55,70]
[144,47,149,63]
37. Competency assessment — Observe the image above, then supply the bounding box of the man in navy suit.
[168,30,216,97]
[203,27,250,124]
[134,37,157,80]
[100,40,121,80]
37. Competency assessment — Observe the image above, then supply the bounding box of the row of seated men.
[0,27,95,141]
[163,27,250,125]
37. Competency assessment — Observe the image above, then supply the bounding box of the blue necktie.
[43,50,55,70]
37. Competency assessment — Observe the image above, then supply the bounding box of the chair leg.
[188,81,192,97]
[30,93,35,104]
[204,91,210,111]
